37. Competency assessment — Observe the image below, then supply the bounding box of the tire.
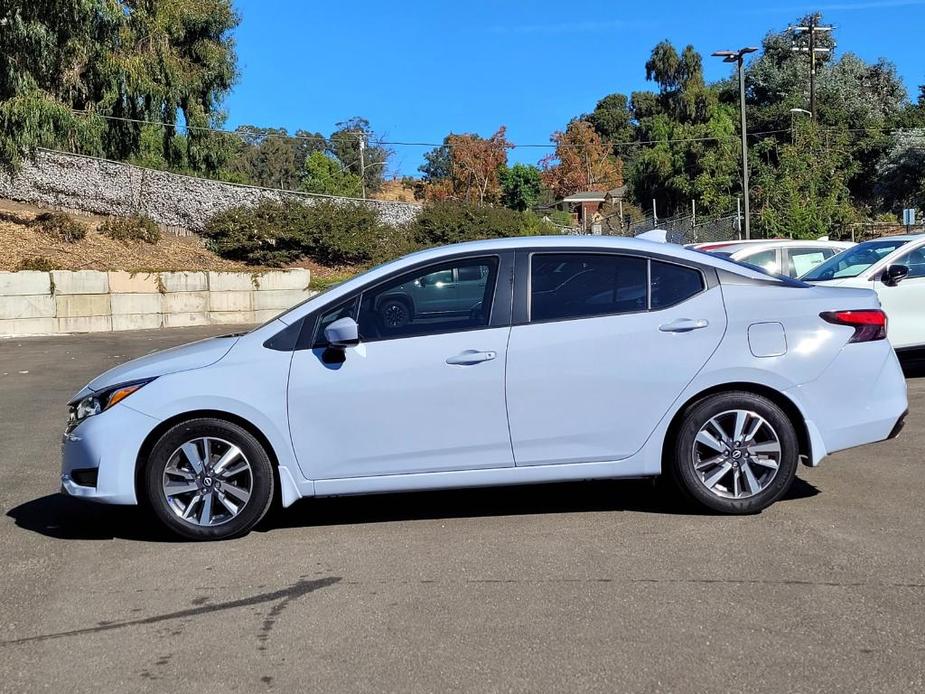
[143,417,275,540]
[669,391,798,514]
[379,298,411,329]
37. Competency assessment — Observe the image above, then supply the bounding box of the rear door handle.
[446,350,497,365]
[659,318,709,333]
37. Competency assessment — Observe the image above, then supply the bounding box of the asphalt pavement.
[1,327,923,693]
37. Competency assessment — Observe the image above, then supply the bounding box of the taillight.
[820,309,888,343]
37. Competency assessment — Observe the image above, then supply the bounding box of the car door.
[505,251,726,466]
[738,248,781,275]
[874,243,925,349]
[784,246,839,278]
[287,253,515,480]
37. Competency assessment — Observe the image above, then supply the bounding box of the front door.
[875,244,925,349]
[505,252,726,466]
[287,254,514,481]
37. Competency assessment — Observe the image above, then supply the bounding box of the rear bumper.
[786,342,908,464]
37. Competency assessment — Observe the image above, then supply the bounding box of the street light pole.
[713,47,757,240]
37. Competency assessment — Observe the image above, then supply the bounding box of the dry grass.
[0,202,250,273]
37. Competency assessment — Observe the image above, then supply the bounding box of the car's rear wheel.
[670,392,798,514]
[144,418,274,540]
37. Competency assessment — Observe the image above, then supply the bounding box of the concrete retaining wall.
[0,149,421,234]
[0,269,314,337]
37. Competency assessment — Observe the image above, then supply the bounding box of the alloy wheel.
[690,409,782,500]
[162,436,253,527]
[382,302,408,328]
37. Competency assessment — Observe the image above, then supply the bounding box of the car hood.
[79,334,240,396]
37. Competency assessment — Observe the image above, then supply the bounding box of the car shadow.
[899,349,925,378]
[7,477,820,542]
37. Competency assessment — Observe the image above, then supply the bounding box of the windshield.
[801,239,910,281]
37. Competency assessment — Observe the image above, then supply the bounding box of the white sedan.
[694,240,854,277]
[801,234,925,351]
[61,237,908,540]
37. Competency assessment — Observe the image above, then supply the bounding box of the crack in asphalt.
[1,576,341,646]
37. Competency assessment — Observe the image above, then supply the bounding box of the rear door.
[784,246,840,278]
[505,251,726,466]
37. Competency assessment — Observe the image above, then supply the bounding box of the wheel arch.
[662,382,812,467]
[134,409,282,503]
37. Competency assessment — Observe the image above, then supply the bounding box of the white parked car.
[801,234,925,351]
[62,237,908,540]
[696,240,854,278]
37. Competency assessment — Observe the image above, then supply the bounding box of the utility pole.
[358,136,366,200]
[789,15,834,119]
[712,47,757,239]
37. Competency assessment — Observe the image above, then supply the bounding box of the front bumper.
[60,403,160,505]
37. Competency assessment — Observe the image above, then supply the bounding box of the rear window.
[651,261,705,308]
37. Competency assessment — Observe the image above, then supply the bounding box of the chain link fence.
[600,209,743,245]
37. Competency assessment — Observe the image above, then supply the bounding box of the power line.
[70,110,791,151]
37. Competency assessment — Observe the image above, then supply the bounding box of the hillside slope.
[0,200,248,272]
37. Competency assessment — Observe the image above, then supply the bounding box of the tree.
[499,163,544,211]
[301,151,363,198]
[445,126,511,205]
[874,128,925,214]
[327,117,391,194]
[0,0,240,174]
[752,121,858,238]
[541,120,623,200]
[223,126,324,189]
[419,137,453,182]
[586,93,635,157]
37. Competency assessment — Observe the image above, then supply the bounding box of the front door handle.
[446,350,497,365]
[659,318,709,333]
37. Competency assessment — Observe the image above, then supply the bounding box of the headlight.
[66,378,155,432]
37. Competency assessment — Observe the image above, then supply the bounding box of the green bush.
[34,212,87,243]
[17,256,60,271]
[202,199,560,268]
[203,200,312,266]
[99,215,161,243]
[202,199,406,267]
[408,201,557,246]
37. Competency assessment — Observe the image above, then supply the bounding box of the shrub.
[99,215,161,243]
[202,198,410,267]
[202,200,310,266]
[408,201,557,246]
[34,212,87,243]
[17,256,60,271]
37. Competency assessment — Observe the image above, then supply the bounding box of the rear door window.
[530,254,647,322]
[650,261,705,308]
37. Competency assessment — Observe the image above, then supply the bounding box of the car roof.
[719,240,852,255]
[395,235,765,272]
[271,235,778,325]
[858,234,925,243]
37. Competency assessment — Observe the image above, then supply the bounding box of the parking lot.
[1,326,923,692]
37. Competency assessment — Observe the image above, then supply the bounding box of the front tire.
[144,418,274,540]
[669,392,798,514]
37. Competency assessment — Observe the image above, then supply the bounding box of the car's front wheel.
[144,418,275,540]
[670,392,799,514]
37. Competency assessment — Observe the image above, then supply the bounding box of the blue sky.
[225,0,925,175]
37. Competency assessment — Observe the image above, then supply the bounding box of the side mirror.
[882,264,909,287]
[324,317,360,348]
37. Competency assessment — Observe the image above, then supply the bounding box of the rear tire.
[144,418,274,540]
[669,392,798,514]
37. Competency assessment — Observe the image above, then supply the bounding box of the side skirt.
[301,457,652,500]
